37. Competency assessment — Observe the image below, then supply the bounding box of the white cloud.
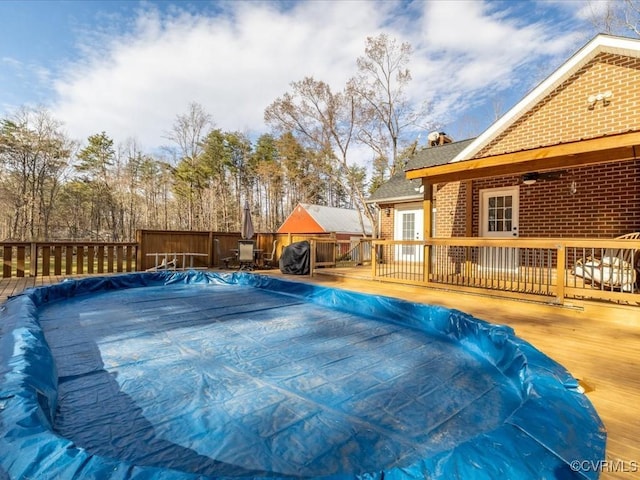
[404,0,584,132]
[1,56,23,69]
[49,0,590,152]
[570,0,611,22]
[53,1,393,150]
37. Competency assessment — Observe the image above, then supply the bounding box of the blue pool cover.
[0,271,605,479]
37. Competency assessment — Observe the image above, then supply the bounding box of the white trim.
[451,34,640,163]
[394,201,423,212]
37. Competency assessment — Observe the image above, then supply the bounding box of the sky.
[0,0,612,158]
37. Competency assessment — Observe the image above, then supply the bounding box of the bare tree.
[0,107,72,240]
[164,102,213,229]
[349,34,431,178]
[623,0,640,35]
[586,0,640,36]
[265,77,376,237]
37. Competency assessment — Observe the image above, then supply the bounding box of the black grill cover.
[279,241,310,275]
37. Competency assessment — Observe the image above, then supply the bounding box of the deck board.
[1,271,639,479]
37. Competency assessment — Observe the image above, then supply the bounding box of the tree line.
[0,108,349,242]
[0,34,429,242]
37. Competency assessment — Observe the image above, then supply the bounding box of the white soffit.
[450,34,640,163]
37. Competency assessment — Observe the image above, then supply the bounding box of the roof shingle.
[368,138,475,203]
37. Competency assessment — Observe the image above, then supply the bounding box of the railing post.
[77,246,85,274]
[126,245,134,272]
[465,244,473,279]
[309,239,316,276]
[30,242,38,277]
[16,245,25,277]
[371,241,377,279]
[87,245,95,274]
[135,230,143,271]
[422,180,433,285]
[2,246,10,278]
[107,246,115,272]
[42,246,51,276]
[97,245,105,274]
[65,246,73,275]
[332,240,337,266]
[556,243,566,305]
[423,242,431,284]
[116,245,124,272]
[208,231,214,268]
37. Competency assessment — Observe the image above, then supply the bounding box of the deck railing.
[336,239,373,266]
[372,237,640,304]
[309,238,373,270]
[1,242,138,278]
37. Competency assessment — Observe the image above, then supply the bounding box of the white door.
[480,187,519,237]
[394,207,424,262]
[479,187,519,271]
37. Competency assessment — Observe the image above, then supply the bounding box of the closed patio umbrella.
[241,201,254,240]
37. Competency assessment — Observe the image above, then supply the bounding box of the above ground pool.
[0,271,605,479]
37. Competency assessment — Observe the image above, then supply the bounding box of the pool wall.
[0,271,605,479]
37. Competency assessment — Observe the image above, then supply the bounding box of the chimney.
[428,131,453,147]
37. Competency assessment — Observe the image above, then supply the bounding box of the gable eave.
[451,34,640,163]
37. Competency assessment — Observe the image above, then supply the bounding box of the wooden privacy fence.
[372,237,640,305]
[1,242,138,278]
[1,231,286,278]
[136,230,281,271]
[1,232,369,278]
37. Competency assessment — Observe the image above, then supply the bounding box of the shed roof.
[279,203,373,236]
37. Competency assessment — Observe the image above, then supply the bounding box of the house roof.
[451,34,640,163]
[367,138,475,203]
[279,203,373,235]
[406,34,640,183]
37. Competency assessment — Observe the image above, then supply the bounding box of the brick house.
[369,34,640,245]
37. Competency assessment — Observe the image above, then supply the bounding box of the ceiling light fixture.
[522,173,538,185]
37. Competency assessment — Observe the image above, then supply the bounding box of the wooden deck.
[2,271,639,478]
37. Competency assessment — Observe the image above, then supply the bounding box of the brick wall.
[379,158,639,241]
[469,160,640,238]
[378,204,395,239]
[479,53,640,157]
[435,182,467,237]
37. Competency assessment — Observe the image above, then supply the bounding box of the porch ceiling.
[405,130,640,184]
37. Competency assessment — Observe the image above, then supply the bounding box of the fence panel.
[0,242,138,278]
